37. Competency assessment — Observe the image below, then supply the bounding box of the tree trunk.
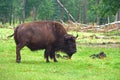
[1,14,7,25]
[12,12,15,25]
[107,16,110,23]
[61,8,65,20]
[83,0,87,24]
[9,2,13,26]
[96,0,100,25]
[33,6,37,21]
[115,10,120,21]
[78,1,81,23]
[97,16,100,25]
[22,0,26,23]
[19,17,22,24]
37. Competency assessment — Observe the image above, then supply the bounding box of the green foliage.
[37,0,54,20]
[102,0,120,15]
[0,0,12,23]
[0,0,120,24]
[92,0,120,17]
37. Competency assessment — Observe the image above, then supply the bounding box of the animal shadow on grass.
[21,60,60,65]
[18,60,46,65]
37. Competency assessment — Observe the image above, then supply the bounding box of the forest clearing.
[0,0,120,80]
[0,27,120,80]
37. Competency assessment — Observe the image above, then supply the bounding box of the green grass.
[0,28,120,80]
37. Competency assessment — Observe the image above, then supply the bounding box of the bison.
[9,21,78,63]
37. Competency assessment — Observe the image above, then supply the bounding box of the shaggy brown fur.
[9,21,77,63]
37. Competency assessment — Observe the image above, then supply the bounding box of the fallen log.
[107,27,120,32]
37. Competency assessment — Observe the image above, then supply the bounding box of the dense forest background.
[0,0,120,25]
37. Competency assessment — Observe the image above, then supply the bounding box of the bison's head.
[63,34,78,59]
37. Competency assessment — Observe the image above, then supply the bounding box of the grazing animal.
[8,21,78,63]
[90,52,106,59]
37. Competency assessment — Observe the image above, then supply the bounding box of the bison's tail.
[7,33,14,38]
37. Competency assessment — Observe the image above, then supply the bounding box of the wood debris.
[63,21,120,32]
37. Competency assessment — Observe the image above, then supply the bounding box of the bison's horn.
[76,34,78,38]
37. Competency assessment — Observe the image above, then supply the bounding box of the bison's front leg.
[44,47,51,62]
[44,50,50,63]
[53,54,58,62]
[44,46,57,62]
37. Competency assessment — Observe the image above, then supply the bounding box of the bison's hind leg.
[16,43,26,63]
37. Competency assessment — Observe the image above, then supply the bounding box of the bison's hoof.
[16,60,21,63]
[54,60,58,62]
[46,61,50,63]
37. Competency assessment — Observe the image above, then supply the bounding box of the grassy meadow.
[0,28,120,80]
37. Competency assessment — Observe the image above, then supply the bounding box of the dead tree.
[56,0,76,22]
